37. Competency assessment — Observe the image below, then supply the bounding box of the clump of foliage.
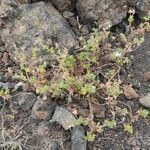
[13,12,150,142]
[124,124,133,134]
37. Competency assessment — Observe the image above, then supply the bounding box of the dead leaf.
[123,85,139,99]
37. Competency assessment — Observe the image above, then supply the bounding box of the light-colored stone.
[139,93,150,108]
[136,0,150,19]
[51,106,76,130]
[12,92,36,111]
[71,126,87,150]
[1,2,77,63]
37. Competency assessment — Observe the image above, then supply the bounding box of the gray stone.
[76,0,128,28]
[16,0,42,4]
[0,36,4,46]
[139,93,150,108]
[127,0,137,6]
[51,106,76,130]
[48,141,59,150]
[63,11,74,19]
[36,121,49,136]
[81,25,89,35]
[12,92,36,111]
[136,0,150,19]
[0,81,13,89]
[31,97,57,120]
[71,126,87,150]
[50,0,71,11]
[68,17,78,27]
[1,2,77,63]
[0,52,2,60]
[0,0,19,19]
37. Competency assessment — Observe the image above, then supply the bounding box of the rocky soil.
[0,0,150,150]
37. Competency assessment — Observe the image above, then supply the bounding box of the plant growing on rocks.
[13,14,149,141]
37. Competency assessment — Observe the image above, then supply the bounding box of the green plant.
[80,84,96,95]
[106,81,123,98]
[85,132,96,142]
[12,17,148,142]
[124,124,133,134]
[75,116,89,126]
[121,108,129,116]
[128,9,135,26]
[139,109,149,118]
[0,88,10,99]
[103,119,117,128]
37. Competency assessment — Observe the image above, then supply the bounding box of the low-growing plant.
[85,132,96,142]
[124,124,133,134]
[12,12,149,142]
[0,88,10,99]
[103,119,117,129]
[75,116,89,126]
[106,81,123,98]
[139,109,149,118]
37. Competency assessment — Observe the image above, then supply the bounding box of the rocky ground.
[0,0,150,150]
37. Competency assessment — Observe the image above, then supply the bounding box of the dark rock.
[0,81,13,89]
[0,52,2,59]
[123,144,132,150]
[0,36,4,46]
[81,25,89,35]
[76,0,128,28]
[16,0,43,4]
[93,104,106,118]
[71,126,87,150]
[131,139,142,147]
[139,93,150,108]
[18,110,31,119]
[51,106,76,130]
[79,98,88,108]
[31,97,57,120]
[15,0,29,4]
[0,75,3,81]
[127,0,137,6]
[36,121,49,135]
[12,92,36,111]
[136,0,150,19]
[13,82,30,92]
[119,21,131,35]
[1,2,77,63]
[48,141,59,150]
[129,32,150,94]
[63,11,74,19]
[68,17,78,27]
[50,0,71,11]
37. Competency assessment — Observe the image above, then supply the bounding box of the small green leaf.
[122,108,129,116]
[29,76,38,84]
[53,87,62,96]
[128,15,134,23]
[75,117,89,126]
[80,84,96,95]
[103,119,117,128]
[85,72,96,81]
[78,52,90,61]
[139,109,149,118]
[64,55,75,69]
[106,81,122,97]
[85,132,96,142]
[124,124,133,134]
